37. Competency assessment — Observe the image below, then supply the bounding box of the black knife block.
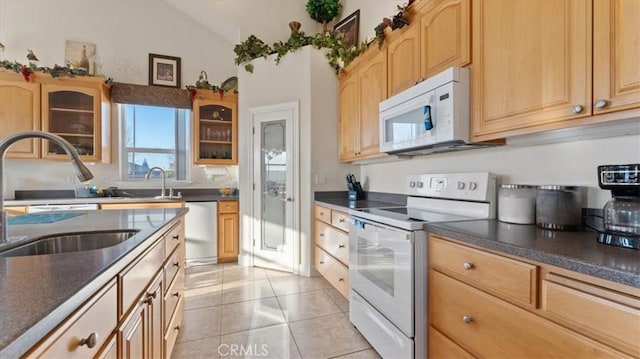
[348,184,365,200]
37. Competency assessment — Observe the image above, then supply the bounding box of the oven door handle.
[351,217,413,241]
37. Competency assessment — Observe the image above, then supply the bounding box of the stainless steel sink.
[0,229,140,257]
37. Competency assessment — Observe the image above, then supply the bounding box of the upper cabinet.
[593,0,640,114]
[193,91,237,165]
[472,0,640,141]
[0,69,111,162]
[387,0,471,97]
[0,71,41,158]
[339,47,387,162]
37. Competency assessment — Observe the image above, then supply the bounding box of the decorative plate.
[221,76,238,92]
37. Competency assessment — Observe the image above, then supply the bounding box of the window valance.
[110,82,191,109]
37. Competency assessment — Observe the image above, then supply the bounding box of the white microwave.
[379,67,473,155]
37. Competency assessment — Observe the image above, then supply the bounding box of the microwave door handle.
[424,105,433,131]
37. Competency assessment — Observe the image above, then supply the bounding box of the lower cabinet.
[217,200,239,263]
[25,218,186,359]
[428,234,638,358]
[314,204,350,299]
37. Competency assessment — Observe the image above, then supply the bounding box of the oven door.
[349,217,414,336]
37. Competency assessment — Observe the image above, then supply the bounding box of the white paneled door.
[250,102,299,273]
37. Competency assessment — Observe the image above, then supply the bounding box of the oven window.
[357,237,395,295]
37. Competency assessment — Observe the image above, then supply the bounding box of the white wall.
[361,133,640,208]
[0,0,239,197]
[341,0,399,42]
[238,46,356,274]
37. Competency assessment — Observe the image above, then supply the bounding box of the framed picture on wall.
[334,9,360,48]
[149,53,181,88]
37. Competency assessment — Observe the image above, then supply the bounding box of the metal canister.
[536,185,583,231]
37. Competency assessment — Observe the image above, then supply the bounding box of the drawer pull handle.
[174,325,180,331]
[143,291,157,304]
[463,262,474,270]
[462,315,473,324]
[319,260,324,264]
[173,291,180,297]
[320,212,324,215]
[79,332,98,349]
[173,235,180,240]
[319,233,324,237]
[339,244,345,248]
[338,278,344,282]
[339,218,345,223]
[173,261,180,268]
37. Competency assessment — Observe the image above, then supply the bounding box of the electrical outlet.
[66,175,73,184]
[315,174,326,185]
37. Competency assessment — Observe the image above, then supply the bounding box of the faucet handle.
[169,187,174,197]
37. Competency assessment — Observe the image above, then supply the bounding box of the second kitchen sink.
[0,229,140,257]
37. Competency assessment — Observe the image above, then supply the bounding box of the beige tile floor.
[173,263,380,359]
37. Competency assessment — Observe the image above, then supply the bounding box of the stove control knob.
[457,181,465,190]
[416,181,424,188]
[409,181,416,188]
[469,181,478,190]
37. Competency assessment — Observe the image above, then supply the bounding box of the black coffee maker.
[596,164,640,249]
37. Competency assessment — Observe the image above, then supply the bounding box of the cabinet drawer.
[315,205,332,224]
[330,210,349,232]
[164,295,184,358]
[315,220,349,265]
[429,236,537,308]
[164,221,184,259]
[28,279,117,358]
[429,270,627,358]
[120,239,164,317]
[428,326,475,359]
[314,246,349,299]
[542,275,640,357]
[218,200,238,214]
[164,243,184,294]
[164,267,185,331]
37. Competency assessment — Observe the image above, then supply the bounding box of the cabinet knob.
[319,233,325,237]
[173,261,180,268]
[462,315,473,324]
[174,325,180,331]
[339,278,345,282]
[339,218,345,223]
[463,262,474,270]
[143,290,157,304]
[571,105,584,114]
[319,260,324,264]
[339,244,345,248]
[79,332,98,349]
[173,234,180,240]
[594,99,608,109]
[173,291,180,297]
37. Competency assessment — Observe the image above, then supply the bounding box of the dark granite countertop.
[0,208,188,358]
[6,188,238,206]
[314,191,406,210]
[427,220,640,288]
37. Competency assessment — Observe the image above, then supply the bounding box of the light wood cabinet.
[471,0,640,140]
[0,69,111,162]
[428,234,639,358]
[314,204,350,299]
[26,279,117,358]
[387,0,471,97]
[338,47,387,162]
[0,70,41,158]
[26,218,186,359]
[593,0,640,114]
[193,91,237,165]
[217,200,239,262]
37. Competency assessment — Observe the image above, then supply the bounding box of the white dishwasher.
[184,201,218,266]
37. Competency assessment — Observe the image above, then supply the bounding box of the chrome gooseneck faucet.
[0,131,94,243]
[145,167,167,199]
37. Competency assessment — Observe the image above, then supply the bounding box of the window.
[119,104,190,181]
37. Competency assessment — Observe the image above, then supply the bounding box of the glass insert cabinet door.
[41,84,102,161]
[193,92,237,165]
[261,120,287,252]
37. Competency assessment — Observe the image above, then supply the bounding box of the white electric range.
[348,172,497,359]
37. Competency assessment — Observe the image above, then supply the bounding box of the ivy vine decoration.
[0,49,96,82]
[233,35,273,73]
[234,30,370,74]
[374,3,411,49]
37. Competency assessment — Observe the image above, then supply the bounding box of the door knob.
[286,197,293,202]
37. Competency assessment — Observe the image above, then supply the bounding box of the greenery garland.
[234,30,370,74]
[0,59,96,82]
